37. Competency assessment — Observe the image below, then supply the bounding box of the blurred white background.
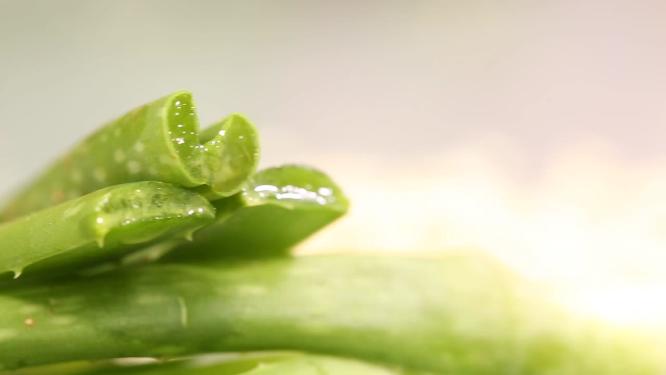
[2,0,666,329]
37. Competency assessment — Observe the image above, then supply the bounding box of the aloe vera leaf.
[0,91,259,221]
[2,353,400,375]
[0,181,214,279]
[239,353,398,375]
[1,255,457,371]
[1,255,658,373]
[165,165,349,261]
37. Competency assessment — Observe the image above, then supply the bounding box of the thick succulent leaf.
[165,164,348,260]
[1,353,398,375]
[0,181,214,280]
[0,255,659,373]
[0,91,259,221]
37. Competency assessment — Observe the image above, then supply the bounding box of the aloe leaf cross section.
[0,181,215,279]
[0,91,259,221]
[167,164,349,261]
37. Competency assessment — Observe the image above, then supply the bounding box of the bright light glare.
[298,138,666,330]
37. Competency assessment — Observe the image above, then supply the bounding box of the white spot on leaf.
[93,168,107,182]
[71,169,82,183]
[114,149,126,163]
[127,160,141,174]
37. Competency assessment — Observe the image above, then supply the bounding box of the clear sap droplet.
[251,183,336,206]
[318,187,333,196]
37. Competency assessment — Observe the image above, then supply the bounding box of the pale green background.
[2,0,666,196]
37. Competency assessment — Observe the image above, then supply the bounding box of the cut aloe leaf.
[0,91,259,221]
[165,165,349,261]
[0,255,658,373]
[0,181,214,279]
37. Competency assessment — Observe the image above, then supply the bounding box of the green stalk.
[0,255,657,373]
[0,91,259,221]
[2,353,399,375]
[165,165,349,261]
[0,181,214,279]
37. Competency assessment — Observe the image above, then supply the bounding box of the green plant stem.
[1,353,400,375]
[166,165,349,261]
[0,256,663,375]
[0,91,259,221]
[0,255,506,372]
[0,181,214,279]
[1,254,657,374]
